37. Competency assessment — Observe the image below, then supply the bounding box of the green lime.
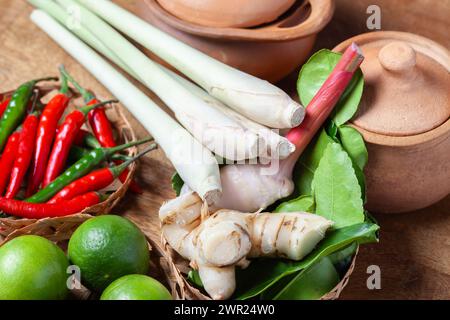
[0,235,69,300]
[101,274,172,300]
[68,215,150,291]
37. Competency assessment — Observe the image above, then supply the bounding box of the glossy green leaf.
[328,242,358,275]
[171,172,184,196]
[297,49,364,126]
[187,270,203,288]
[234,222,379,300]
[272,257,340,300]
[294,129,334,195]
[338,125,368,200]
[274,195,315,213]
[328,242,358,266]
[352,163,367,203]
[338,125,368,170]
[332,72,364,126]
[312,143,365,228]
[326,119,339,142]
[365,210,379,226]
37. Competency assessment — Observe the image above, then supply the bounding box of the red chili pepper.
[87,98,117,147]
[0,130,21,196]
[5,112,40,199]
[0,192,101,219]
[48,168,114,204]
[61,66,143,194]
[48,143,157,203]
[42,99,116,187]
[73,128,91,146]
[26,73,71,197]
[88,98,143,194]
[0,98,11,118]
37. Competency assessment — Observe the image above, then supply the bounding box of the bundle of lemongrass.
[28,0,305,204]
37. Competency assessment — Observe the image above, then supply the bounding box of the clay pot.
[334,32,450,214]
[137,0,335,83]
[156,0,296,28]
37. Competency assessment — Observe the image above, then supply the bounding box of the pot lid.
[352,36,450,136]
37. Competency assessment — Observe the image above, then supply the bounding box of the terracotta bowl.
[156,0,297,28]
[137,0,335,83]
[334,32,450,214]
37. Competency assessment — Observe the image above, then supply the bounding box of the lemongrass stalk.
[54,0,261,161]
[281,43,365,173]
[75,0,305,129]
[34,0,289,160]
[183,44,365,212]
[164,69,295,160]
[27,0,136,78]
[30,9,221,203]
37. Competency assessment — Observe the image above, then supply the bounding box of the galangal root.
[159,192,333,300]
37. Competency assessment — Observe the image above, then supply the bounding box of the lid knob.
[378,42,417,72]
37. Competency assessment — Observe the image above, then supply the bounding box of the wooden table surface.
[0,0,449,299]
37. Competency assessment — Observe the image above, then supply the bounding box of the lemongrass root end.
[289,102,306,128]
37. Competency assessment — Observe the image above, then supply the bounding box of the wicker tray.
[0,85,140,244]
[162,235,358,300]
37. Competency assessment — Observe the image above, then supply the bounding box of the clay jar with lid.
[334,31,450,214]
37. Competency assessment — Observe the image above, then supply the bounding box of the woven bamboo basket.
[0,85,141,244]
[161,231,358,300]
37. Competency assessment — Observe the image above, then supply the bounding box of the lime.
[68,215,149,291]
[0,235,69,300]
[101,274,172,300]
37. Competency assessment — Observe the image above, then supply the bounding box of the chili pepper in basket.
[0,98,11,118]
[26,137,153,203]
[74,129,104,150]
[0,192,103,219]
[69,145,132,164]
[0,130,21,196]
[61,66,143,193]
[68,145,92,163]
[0,77,57,152]
[74,130,133,161]
[73,129,93,147]
[26,71,72,197]
[49,143,157,203]
[42,99,118,187]
[4,111,40,199]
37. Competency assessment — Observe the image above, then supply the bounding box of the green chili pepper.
[69,145,132,163]
[26,137,153,203]
[68,145,92,163]
[84,131,102,149]
[0,77,57,152]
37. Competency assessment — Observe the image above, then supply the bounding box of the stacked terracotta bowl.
[137,0,335,82]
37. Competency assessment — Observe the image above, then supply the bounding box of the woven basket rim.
[0,85,143,244]
[162,233,359,300]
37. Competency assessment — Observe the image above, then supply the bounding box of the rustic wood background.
[0,0,448,299]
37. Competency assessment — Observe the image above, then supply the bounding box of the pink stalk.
[195,43,364,213]
[280,43,364,174]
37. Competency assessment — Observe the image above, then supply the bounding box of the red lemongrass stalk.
[212,43,364,212]
[281,43,364,174]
